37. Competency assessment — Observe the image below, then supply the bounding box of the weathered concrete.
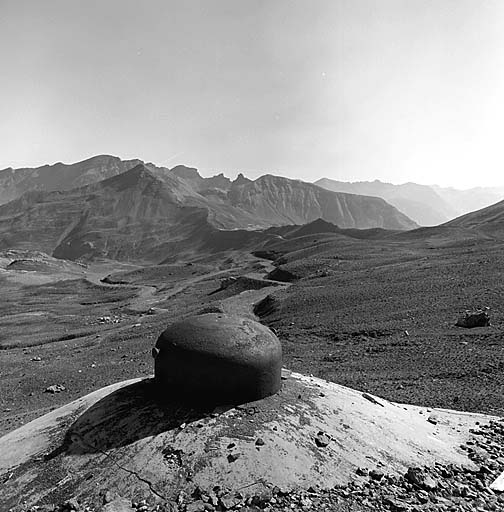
[0,372,497,511]
[153,313,282,404]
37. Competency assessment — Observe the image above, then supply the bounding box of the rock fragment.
[315,431,331,447]
[490,470,504,492]
[405,467,438,490]
[427,414,438,425]
[220,493,243,510]
[362,392,384,407]
[227,453,239,463]
[45,384,66,393]
[369,469,384,481]
[456,307,490,328]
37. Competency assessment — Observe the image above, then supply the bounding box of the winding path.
[83,257,283,314]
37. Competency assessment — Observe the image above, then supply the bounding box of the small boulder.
[220,494,243,510]
[405,467,438,490]
[427,414,438,425]
[227,453,240,463]
[102,490,120,504]
[315,431,331,448]
[456,308,490,328]
[45,384,66,394]
[369,469,384,481]
[490,470,504,492]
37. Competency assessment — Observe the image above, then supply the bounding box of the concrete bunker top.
[152,313,282,405]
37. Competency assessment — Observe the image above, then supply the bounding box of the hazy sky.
[2,0,504,188]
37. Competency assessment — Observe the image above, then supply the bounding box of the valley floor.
[1,233,504,438]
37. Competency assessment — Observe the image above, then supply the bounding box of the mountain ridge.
[0,158,419,263]
[315,177,503,226]
[5,164,412,263]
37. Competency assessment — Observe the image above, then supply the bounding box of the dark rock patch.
[456,308,491,328]
[253,294,282,319]
[266,267,298,283]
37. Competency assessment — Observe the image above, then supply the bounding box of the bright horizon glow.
[2,1,504,189]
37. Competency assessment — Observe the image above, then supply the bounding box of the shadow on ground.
[59,379,212,455]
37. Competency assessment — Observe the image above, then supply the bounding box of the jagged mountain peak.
[233,173,252,186]
[98,163,161,191]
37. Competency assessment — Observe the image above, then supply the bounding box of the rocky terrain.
[253,225,504,417]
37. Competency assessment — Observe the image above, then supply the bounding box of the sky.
[1,0,504,189]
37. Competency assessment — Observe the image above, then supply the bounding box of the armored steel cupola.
[152,313,282,404]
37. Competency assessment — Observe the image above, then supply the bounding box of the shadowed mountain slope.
[0,158,420,263]
[229,174,417,230]
[0,165,275,262]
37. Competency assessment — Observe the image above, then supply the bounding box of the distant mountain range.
[315,178,503,226]
[0,156,417,262]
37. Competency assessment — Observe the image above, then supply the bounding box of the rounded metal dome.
[152,313,282,404]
